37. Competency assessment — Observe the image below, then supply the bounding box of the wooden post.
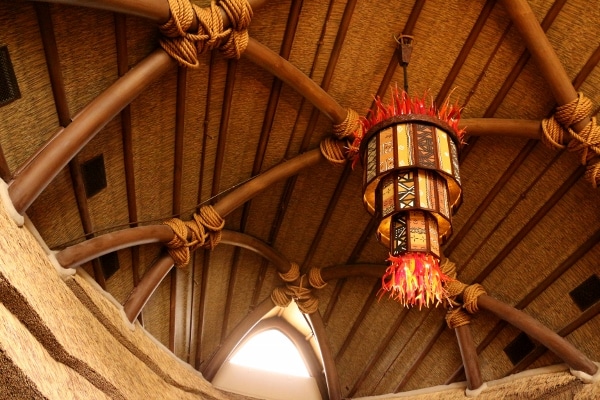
[455,325,484,391]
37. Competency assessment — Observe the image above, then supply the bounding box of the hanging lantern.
[357,89,464,308]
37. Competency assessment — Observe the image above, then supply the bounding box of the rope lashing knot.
[440,259,487,329]
[308,267,327,289]
[320,136,347,165]
[163,205,225,267]
[159,0,253,68]
[541,92,600,187]
[278,262,300,282]
[271,275,319,314]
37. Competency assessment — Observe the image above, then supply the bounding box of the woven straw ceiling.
[0,0,599,398]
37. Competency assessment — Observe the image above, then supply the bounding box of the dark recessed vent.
[504,332,535,365]
[99,252,120,280]
[569,274,600,311]
[0,45,21,107]
[81,154,107,198]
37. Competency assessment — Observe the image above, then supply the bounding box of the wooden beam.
[477,294,597,376]
[347,308,409,397]
[8,49,175,215]
[454,325,483,391]
[500,0,588,132]
[123,254,174,322]
[243,39,347,124]
[472,166,584,282]
[435,0,497,105]
[308,312,342,400]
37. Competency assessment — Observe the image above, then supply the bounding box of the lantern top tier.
[360,115,463,221]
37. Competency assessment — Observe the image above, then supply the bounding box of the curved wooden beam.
[56,228,291,271]
[477,294,598,376]
[29,0,270,27]
[244,38,347,124]
[8,49,175,215]
[124,254,173,322]
[500,0,589,133]
[202,296,275,380]
[307,312,341,400]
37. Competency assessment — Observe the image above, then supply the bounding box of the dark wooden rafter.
[321,217,379,324]
[300,164,353,274]
[308,312,342,400]
[346,308,409,397]
[472,166,584,283]
[434,0,497,105]
[35,3,108,288]
[401,0,589,386]
[446,228,600,384]
[394,320,446,392]
[194,249,211,369]
[458,147,563,272]
[224,0,304,337]
[169,65,188,352]
[370,0,425,106]
[7,49,175,215]
[334,282,379,362]
[444,140,539,256]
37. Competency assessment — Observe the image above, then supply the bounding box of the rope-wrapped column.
[320,108,364,165]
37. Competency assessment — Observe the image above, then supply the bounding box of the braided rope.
[163,205,225,267]
[278,262,300,282]
[440,259,487,328]
[320,136,347,165]
[308,267,327,289]
[270,275,319,314]
[541,92,600,187]
[159,0,252,68]
[333,108,361,139]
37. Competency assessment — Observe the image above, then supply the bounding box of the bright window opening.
[230,329,310,377]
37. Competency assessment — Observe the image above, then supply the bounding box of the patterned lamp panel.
[362,122,462,216]
[384,211,441,258]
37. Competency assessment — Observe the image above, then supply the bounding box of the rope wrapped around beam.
[320,108,365,165]
[159,0,253,67]
[163,205,225,267]
[542,92,600,187]
[271,275,319,314]
[441,259,487,329]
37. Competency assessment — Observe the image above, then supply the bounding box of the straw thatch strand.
[159,0,252,67]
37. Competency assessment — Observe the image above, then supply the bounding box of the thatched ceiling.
[1,0,599,398]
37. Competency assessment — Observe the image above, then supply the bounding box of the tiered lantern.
[356,89,464,308]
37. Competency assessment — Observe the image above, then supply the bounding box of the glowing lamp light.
[356,89,464,308]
